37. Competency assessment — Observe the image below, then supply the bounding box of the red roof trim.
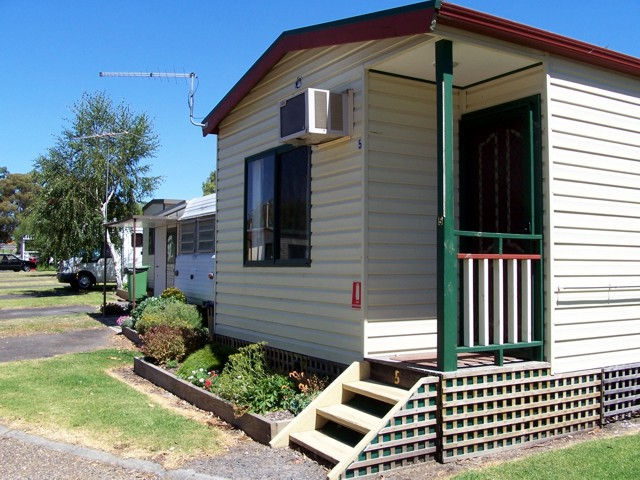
[202,2,640,137]
[437,3,640,79]
[202,5,437,135]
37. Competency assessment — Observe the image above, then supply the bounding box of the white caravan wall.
[175,253,215,304]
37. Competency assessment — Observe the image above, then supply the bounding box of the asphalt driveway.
[0,305,97,320]
[0,328,116,363]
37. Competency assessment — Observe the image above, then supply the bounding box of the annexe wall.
[547,59,640,373]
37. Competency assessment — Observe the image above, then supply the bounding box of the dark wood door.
[459,97,540,254]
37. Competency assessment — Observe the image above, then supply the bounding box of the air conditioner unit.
[279,88,353,144]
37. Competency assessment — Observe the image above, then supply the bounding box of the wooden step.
[343,379,408,404]
[317,404,381,434]
[290,430,353,464]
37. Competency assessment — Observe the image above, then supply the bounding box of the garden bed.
[133,356,291,444]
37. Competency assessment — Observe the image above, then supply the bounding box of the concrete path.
[0,425,228,480]
[0,328,115,363]
[0,304,97,320]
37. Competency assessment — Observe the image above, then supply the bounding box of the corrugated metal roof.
[180,193,217,220]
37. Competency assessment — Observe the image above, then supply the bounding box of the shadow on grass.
[17,285,118,299]
[88,312,121,327]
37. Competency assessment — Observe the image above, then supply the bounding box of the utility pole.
[73,130,132,317]
[99,71,206,127]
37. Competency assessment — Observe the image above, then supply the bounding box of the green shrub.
[141,326,187,364]
[286,371,327,415]
[177,344,235,379]
[208,342,297,415]
[136,300,202,335]
[120,317,135,329]
[130,296,173,325]
[161,287,187,303]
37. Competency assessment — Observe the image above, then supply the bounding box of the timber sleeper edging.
[121,326,142,346]
[133,357,291,444]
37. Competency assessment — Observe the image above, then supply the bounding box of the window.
[197,216,215,253]
[244,145,311,266]
[179,218,216,254]
[148,228,155,255]
[131,232,143,248]
[179,221,196,253]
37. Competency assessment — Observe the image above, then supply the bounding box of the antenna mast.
[99,71,206,128]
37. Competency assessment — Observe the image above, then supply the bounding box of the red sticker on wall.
[352,281,361,309]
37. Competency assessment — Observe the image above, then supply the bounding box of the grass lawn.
[0,313,101,338]
[0,349,227,464]
[455,432,640,480]
[0,270,59,285]
[0,286,119,309]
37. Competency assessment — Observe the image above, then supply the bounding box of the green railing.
[453,230,544,366]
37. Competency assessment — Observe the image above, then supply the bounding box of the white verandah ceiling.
[371,37,540,88]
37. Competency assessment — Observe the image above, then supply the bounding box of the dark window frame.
[243,145,311,267]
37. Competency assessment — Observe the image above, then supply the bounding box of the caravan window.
[197,217,215,253]
[244,145,310,266]
[148,228,155,255]
[180,221,196,253]
[131,232,143,248]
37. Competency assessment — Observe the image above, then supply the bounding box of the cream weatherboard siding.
[364,72,444,357]
[547,59,640,373]
[215,35,430,365]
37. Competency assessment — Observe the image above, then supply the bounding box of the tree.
[202,170,216,195]
[25,92,160,288]
[0,168,40,243]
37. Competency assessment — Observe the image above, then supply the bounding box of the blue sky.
[1,1,638,201]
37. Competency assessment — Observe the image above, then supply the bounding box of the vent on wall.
[279,88,353,145]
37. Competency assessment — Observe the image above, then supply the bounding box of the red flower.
[204,379,212,388]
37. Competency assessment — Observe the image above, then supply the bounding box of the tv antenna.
[99,71,206,128]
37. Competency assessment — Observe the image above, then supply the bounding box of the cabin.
[201,2,640,476]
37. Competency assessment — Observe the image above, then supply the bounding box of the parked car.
[0,254,36,272]
[57,250,116,290]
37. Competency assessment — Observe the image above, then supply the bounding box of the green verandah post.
[436,39,458,372]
